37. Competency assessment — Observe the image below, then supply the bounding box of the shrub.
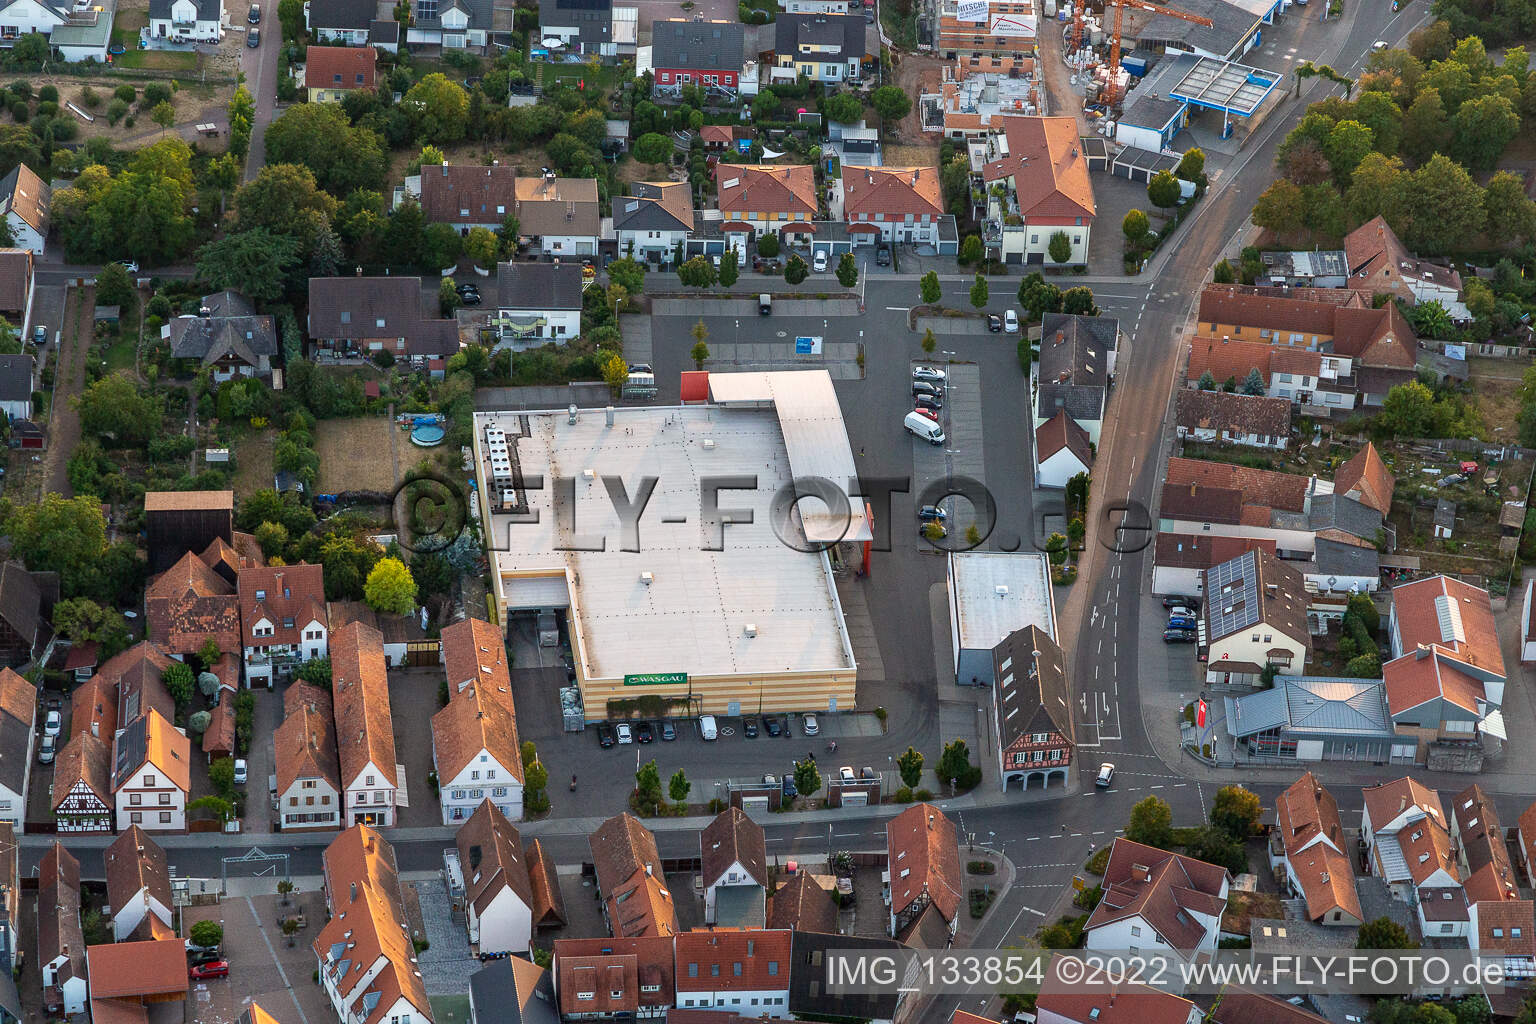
[37,84,57,103]
[914,787,934,800]
[893,785,913,803]
[189,920,223,949]
[1085,847,1110,875]
[8,101,26,123]
[1072,884,1103,909]
[141,82,172,108]
[79,86,100,109]
[967,860,996,874]
[106,98,128,125]
[7,81,29,100]
[114,84,136,103]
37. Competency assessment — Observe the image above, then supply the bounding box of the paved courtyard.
[405,876,477,995]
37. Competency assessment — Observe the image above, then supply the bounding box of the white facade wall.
[439,756,523,825]
[468,887,533,954]
[0,2,64,42]
[1157,517,1317,557]
[110,886,174,942]
[41,958,86,1016]
[148,0,221,40]
[279,778,342,830]
[1035,446,1091,489]
[617,227,691,261]
[5,212,42,257]
[674,987,790,1017]
[114,765,186,832]
[704,859,758,921]
[343,758,397,828]
[495,306,581,342]
[533,233,598,256]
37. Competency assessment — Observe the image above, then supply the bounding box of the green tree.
[1346,653,1382,677]
[296,657,331,689]
[438,277,461,316]
[1186,824,1247,874]
[1345,152,1409,226]
[1377,380,1437,436]
[1211,785,1261,838]
[233,163,339,254]
[1241,367,1266,395]
[52,597,129,656]
[1047,231,1072,264]
[189,920,224,950]
[1176,147,1206,180]
[1451,93,1520,171]
[756,233,780,258]
[920,270,942,305]
[792,757,821,798]
[1126,795,1174,848]
[1404,154,1486,254]
[76,374,162,448]
[601,351,629,393]
[609,257,645,294]
[632,132,673,167]
[1357,917,1417,950]
[1353,91,1404,155]
[228,85,255,160]
[689,318,709,370]
[836,252,858,288]
[1347,591,1380,633]
[785,254,808,284]
[896,746,924,788]
[164,661,195,711]
[959,234,983,265]
[403,73,470,144]
[195,229,302,304]
[870,84,911,128]
[1402,87,1452,165]
[1147,169,1181,210]
[1198,370,1218,390]
[936,739,973,786]
[208,755,236,799]
[677,255,717,289]
[969,273,988,309]
[364,557,417,615]
[718,249,740,288]
[668,768,691,806]
[1213,259,1236,283]
[1122,209,1149,241]
[1061,287,1099,316]
[1018,272,1062,320]
[264,103,388,197]
[464,226,498,269]
[825,92,863,124]
[921,328,937,354]
[1483,170,1536,243]
[1252,178,1307,237]
[1322,119,1375,183]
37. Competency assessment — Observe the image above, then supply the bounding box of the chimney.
[350,882,358,902]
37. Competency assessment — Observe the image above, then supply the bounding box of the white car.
[838,765,857,784]
[1095,762,1116,788]
[802,713,819,736]
[38,733,56,764]
[912,365,947,383]
[43,710,61,738]
[1004,309,1019,333]
[616,723,633,744]
[813,250,829,273]
[233,758,248,785]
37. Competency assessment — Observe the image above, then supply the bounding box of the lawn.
[230,428,275,498]
[103,335,135,372]
[538,60,619,93]
[115,48,199,71]
[315,416,406,494]
[428,996,470,1024]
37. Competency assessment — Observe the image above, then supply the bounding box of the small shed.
[11,418,44,449]
[1433,498,1456,539]
[93,305,120,325]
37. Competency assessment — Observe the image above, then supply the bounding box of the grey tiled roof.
[1307,493,1382,541]
[1312,537,1379,579]
[651,18,744,71]
[1036,382,1105,423]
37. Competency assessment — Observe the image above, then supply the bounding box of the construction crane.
[1102,0,1212,107]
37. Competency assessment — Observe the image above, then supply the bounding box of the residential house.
[525,838,567,931]
[1384,575,1506,760]
[1037,955,1201,1024]
[1269,773,1362,926]
[85,938,188,1019]
[103,826,174,942]
[886,802,961,941]
[0,249,33,340]
[0,668,32,828]
[673,930,791,1016]
[239,562,328,687]
[511,174,600,257]
[1157,458,1317,559]
[144,490,233,574]
[1450,786,1533,957]
[650,19,745,94]
[454,798,535,954]
[102,643,175,726]
[1307,537,1380,598]
[1186,336,1276,393]
[1151,534,1275,598]
[766,873,838,933]
[990,624,1073,791]
[615,182,695,264]
[1174,389,1292,449]
[1258,249,1349,289]
[325,601,429,668]
[468,957,558,1024]
[306,276,461,366]
[1032,312,1118,446]
[787,932,907,1024]
[405,0,513,51]
[200,654,239,761]
[147,0,220,41]
[537,0,612,55]
[589,812,679,938]
[411,162,519,233]
[1202,549,1311,685]
[1332,442,1394,516]
[0,166,48,256]
[332,621,398,828]
[550,936,675,1019]
[491,262,584,347]
[773,14,864,84]
[0,823,17,1024]
[0,559,49,667]
[1207,992,1334,1024]
[1344,216,1463,309]
[979,116,1095,266]
[432,616,522,824]
[714,164,818,244]
[306,0,398,48]
[1082,838,1230,965]
[1360,777,1458,906]
[838,165,945,247]
[936,0,1034,77]
[305,44,376,102]
[0,353,27,425]
[701,807,767,927]
[145,548,241,659]
[274,682,342,831]
[313,827,435,1024]
[52,730,113,834]
[1034,409,1093,489]
[38,843,86,1018]
[111,709,190,832]
[165,292,278,382]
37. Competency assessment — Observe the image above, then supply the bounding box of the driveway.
[39,283,92,500]
[389,667,445,827]
[238,0,281,181]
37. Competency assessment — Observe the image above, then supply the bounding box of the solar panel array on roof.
[1207,550,1259,639]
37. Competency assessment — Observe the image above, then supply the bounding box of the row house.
[674,930,792,1016]
[701,807,767,927]
[398,166,602,257]
[112,709,190,833]
[145,546,242,659]
[766,873,839,934]
[432,617,523,824]
[838,166,946,247]
[491,262,584,347]
[307,0,402,48]
[990,626,1073,791]
[0,249,33,357]
[451,798,565,954]
[590,812,680,939]
[38,843,86,1017]
[1201,548,1312,685]
[1344,217,1463,311]
[239,562,328,687]
[1174,388,1292,449]
[307,276,461,366]
[274,681,342,831]
[886,802,961,942]
[333,622,399,827]
[1268,773,1362,926]
[615,182,695,265]
[1361,777,1460,934]
[1082,838,1230,968]
[313,827,435,1024]
[1032,312,1119,458]
[714,164,818,244]
[52,728,113,834]
[537,0,613,55]
[772,13,865,83]
[0,669,32,827]
[979,116,1094,266]
[468,959,555,1024]
[106,643,176,726]
[551,935,675,1019]
[103,825,175,942]
[650,19,746,94]
[305,45,377,103]
[405,0,512,51]
[1151,534,1275,598]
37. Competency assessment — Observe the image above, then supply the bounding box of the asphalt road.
[238,1,280,182]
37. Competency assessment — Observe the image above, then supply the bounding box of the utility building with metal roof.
[947,552,1056,687]
[1221,676,1405,763]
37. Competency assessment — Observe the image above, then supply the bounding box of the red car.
[189,960,229,980]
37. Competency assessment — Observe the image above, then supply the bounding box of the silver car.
[802,713,820,736]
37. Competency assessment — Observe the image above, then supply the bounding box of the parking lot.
[183,894,330,1024]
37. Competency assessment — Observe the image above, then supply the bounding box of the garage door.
[742,796,769,812]
[841,790,869,807]
[503,576,572,611]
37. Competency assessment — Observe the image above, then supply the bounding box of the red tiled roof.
[589,813,679,938]
[1454,784,1520,905]
[433,617,522,785]
[146,550,240,657]
[239,562,327,649]
[1186,338,1273,386]
[1475,900,1536,956]
[1210,991,1331,1024]
[331,621,397,793]
[1334,442,1394,516]
[701,806,767,889]
[85,939,186,1000]
[886,803,961,923]
[1165,457,1309,513]
[1084,838,1228,954]
[1362,777,1445,835]
[841,166,944,221]
[553,936,675,1016]
[1153,533,1275,570]
[1389,575,1504,679]
[1036,408,1093,466]
[1383,649,1486,717]
[1038,955,1197,1024]
[674,929,792,992]
[1519,801,1536,887]
[305,45,377,92]
[274,682,339,798]
[714,164,817,217]
[982,116,1095,221]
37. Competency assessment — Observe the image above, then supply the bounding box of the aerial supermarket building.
[471,370,869,719]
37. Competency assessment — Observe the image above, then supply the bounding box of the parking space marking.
[244,896,311,1024]
[911,362,985,546]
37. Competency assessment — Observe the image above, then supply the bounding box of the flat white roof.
[477,391,858,681]
[948,552,1056,651]
[707,370,872,545]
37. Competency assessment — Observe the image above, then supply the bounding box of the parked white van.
[904,411,945,445]
[699,714,719,740]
